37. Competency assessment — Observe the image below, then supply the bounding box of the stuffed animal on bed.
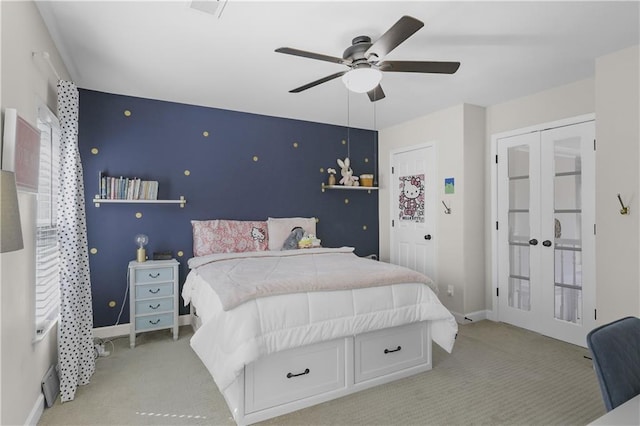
[281,226,306,250]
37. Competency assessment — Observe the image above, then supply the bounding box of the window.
[34,106,60,340]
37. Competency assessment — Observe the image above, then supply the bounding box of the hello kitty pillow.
[192,219,269,256]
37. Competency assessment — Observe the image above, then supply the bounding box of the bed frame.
[190,306,433,425]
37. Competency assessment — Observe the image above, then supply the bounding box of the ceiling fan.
[275,15,460,102]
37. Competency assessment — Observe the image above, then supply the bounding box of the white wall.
[462,104,486,314]
[378,104,485,316]
[379,105,464,313]
[594,45,640,324]
[0,1,70,424]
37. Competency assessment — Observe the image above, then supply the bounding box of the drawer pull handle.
[149,304,160,310]
[286,368,310,379]
[149,319,161,325]
[148,273,160,278]
[384,346,402,354]
[148,288,160,294]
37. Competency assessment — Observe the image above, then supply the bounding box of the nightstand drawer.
[134,267,173,284]
[135,297,174,315]
[135,313,174,331]
[135,282,174,300]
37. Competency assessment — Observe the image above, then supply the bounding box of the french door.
[497,120,595,347]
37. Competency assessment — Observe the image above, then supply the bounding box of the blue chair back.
[586,316,640,411]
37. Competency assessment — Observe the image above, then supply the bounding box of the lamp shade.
[342,68,382,93]
[0,170,24,253]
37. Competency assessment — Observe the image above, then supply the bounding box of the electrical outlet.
[447,285,454,296]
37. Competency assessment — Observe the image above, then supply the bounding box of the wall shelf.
[321,183,378,193]
[93,195,186,208]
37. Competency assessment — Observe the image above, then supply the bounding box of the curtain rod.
[32,51,61,81]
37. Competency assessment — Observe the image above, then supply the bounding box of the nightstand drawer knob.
[148,273,160,278]
[148,288,160,294]
[149,319,161,325]
[149,303,160,310]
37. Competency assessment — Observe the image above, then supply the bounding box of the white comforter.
[182,249,458,391]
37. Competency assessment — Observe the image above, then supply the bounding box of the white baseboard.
[25,393,44,426]
[451,310,489,324]
[92,314,191,339]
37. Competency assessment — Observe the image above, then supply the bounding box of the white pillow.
[267,217,316,250]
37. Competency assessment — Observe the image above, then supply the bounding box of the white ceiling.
[36,1,639,130]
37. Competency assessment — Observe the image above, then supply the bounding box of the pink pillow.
[192,220,268,256]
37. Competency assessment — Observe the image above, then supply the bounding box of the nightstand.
[128,259,179,348]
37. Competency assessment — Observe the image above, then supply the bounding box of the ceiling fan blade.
[365,16,424,61]
[289,71,347,93]
[367,85,386,102]
[275,47,349,65]
[379,60,460,74]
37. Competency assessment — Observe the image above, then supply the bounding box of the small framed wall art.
[2,108,40,192]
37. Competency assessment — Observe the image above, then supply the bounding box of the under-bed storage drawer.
[355,322,430,383]
[244,338,346,413]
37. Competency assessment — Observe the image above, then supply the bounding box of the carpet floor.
[38,320,606,425]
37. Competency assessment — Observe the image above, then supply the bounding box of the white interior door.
[390,144,437,281]
[497,120,595,347]
[497,132,542,332]
[539,121,595,345]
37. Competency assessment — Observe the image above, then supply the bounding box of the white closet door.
[497,132,542,332]
[539,121,595,346]
[497,120,595,347]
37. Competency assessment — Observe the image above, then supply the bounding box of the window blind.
[35,113,60,339]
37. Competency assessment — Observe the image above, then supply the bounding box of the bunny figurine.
[337,157,359,186]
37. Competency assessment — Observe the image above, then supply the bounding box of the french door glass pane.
[507,145,531,311]
[553,137,582,324]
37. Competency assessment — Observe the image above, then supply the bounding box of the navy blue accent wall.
[79,89,379,328]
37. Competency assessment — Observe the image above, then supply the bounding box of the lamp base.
[137,248,146,262]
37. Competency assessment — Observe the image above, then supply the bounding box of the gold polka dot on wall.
[90,248,98,255]
[108,301,116,308]
[344,198,349,204]
[91,148,99,155]
[124,110,132,117]
[184,170,191,176]
[177,251,184,257]
[203,131,209,137]
[293,142,299,148]
[363,225,368,231]
[135,212,142,219]
[315,218,320,224]
[364,158,369,163]
[342,139,347,145]
[320,167,325,173]
[253,156,259,162]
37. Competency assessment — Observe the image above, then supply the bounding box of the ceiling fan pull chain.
[347,90,351,159]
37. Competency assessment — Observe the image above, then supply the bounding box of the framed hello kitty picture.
[398,174,425,222]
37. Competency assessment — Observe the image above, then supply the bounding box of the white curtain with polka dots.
[57,80,95,402]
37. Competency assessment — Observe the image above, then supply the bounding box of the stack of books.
[99,172,158,200]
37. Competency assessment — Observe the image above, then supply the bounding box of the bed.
[182,218,458,425]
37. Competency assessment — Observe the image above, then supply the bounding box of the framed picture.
[2,109,40,192]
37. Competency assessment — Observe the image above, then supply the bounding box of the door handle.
[529,238,538,246]
[542,240,552,247]
[424,234,432,240]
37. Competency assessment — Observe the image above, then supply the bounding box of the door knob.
[424,234,432,240]
[542,240,552,247]
[529,238,538,246]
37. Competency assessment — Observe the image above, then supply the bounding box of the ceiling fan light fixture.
[342,68,382,93]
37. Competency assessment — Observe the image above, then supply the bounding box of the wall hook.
[442,200,452,215]
[617,193,629,215]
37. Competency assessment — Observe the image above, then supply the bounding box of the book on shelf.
[98,172,158,200]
